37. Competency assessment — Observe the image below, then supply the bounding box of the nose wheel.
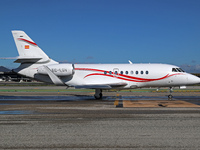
[168,94,173,100]
[168,87,173,100]
[94,89,103,99]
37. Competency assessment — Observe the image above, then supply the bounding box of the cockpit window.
[179,68,185,72]
[172,68,178,72]
[176,68,182,72]
[172,68,185,72]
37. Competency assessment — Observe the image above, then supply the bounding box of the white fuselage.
[15,63,200,89]
[11,30,200,99]
[67,63,199,88]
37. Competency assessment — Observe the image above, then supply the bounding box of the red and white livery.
[12,30,200,99]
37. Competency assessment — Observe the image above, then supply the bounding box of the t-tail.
[12,30,56,63]
[12,30,59,80]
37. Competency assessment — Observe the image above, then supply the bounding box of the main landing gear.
[168,87,173,100]
[94,88,174,100]
[94,89,103,99]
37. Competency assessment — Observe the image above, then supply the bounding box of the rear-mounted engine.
[37,64,74,76]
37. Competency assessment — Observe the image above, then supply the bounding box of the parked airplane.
[11,30,200,99]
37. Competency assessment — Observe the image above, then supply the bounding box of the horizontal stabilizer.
[0,57,18,60]
[0,56,42,63]
[14,56,42,63]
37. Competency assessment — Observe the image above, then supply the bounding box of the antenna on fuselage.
[128,60,133,64]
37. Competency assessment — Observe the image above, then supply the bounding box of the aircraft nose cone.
[187,74,200,85]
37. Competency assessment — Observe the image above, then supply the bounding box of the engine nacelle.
[37,64,74,76]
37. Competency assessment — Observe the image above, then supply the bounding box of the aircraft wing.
[42,65,127,89]
[74,82,127,89]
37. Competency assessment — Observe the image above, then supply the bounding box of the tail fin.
[12,30,52,63]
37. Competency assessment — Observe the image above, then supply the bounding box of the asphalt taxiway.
[0,86,200,149]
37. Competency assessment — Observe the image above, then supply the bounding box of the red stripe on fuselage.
[75,68,184,82]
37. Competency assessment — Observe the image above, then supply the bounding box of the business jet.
[11,30,200,100]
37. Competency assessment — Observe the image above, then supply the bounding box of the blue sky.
[0,0,200,72]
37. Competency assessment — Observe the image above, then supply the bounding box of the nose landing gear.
[168,87,173,100]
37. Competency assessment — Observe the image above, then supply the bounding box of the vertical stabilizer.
[12,30,52,63]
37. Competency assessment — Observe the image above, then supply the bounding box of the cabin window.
[130,71,134,74]
[141,71,144,74]
[136,71,138,75]
[109,71,112,75]
[125,71,128,75]
[104,71,107,75]
[146,71,149,74]
[115,71,118,75]
[120,71,123,75]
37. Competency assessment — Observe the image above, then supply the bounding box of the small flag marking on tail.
[25,45,29,49]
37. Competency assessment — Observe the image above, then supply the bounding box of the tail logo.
[25,45,29,49]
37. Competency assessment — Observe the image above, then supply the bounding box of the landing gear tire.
[94,89,103,99]
[168,87,173,100]
[168,94,173,100]
[94,93,102,99]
